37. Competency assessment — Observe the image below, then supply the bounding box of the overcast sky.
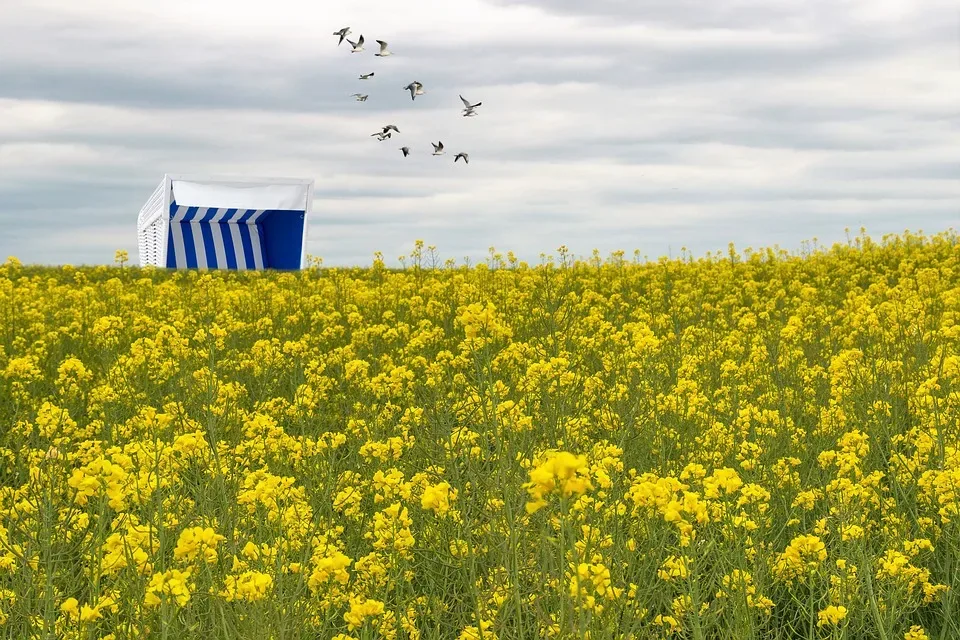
[1,0,958,267]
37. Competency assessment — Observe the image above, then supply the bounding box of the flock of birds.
[333,26,479,164]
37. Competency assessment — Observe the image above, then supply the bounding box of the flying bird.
[460,95,482,111]
[372,131,392,141]
[333,27,351,45]
[375,40,392,56]
[400,147,410,157]
[403,81,424,101]
[347,35,364,53]
[351,93,368,101]
[382,124,400,134]
[454,152,469,164]
[431,141,445,155]
[359,72,375,80]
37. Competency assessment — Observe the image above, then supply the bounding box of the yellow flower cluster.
[174,526,225,564]
[715,570,774,615]
[657,555,689,582]
[219,570,273,602]
[367,502,416,558]
[524,451,593,514]
[817,604,848,627]
[0,231,958,638]
[568,559,621,613]
[344,596,385,631]
[420,481,457,517]
[144,568,194,607]
[772,534,827,582]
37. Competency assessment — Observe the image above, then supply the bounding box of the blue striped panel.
[249,220,264,269]
[182,223,199,268]
[168,204,187,267]
[192,223,208,269]
[223,223,239,269]
[237,224,256,269]
[166,202,184,267]
[164,201,294,270]
[237,209,257,224]
[200,223,218,268]
[165,223,177,268]
[227,224,246,270]
[209,222,227,269]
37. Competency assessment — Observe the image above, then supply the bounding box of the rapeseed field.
[1,230,958,639]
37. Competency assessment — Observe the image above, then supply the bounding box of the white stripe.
[207,208,230,270]
[210,223,228,270]
[191,223,208,269]
[246,209,267,225]
[171,205,188,222]
[209,208,230,223]
[249,225,265,269]
[171,222,187,268]
[230,224,247,271]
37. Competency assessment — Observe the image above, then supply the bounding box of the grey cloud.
[805,161,960,181]
[488,0,957,34]
[487,0,813,28]
[3,9,941,117]
[599,186,960,206]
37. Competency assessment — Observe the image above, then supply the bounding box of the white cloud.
[0,0,956,266]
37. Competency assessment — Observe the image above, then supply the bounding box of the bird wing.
[377,40,388,51]
[346,38,357,48]
[460,95,472,108]
[408,86,416,100]
[357,35,364,46]
[438,141,443,150]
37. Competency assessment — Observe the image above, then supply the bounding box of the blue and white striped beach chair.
[137,175,314,270]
